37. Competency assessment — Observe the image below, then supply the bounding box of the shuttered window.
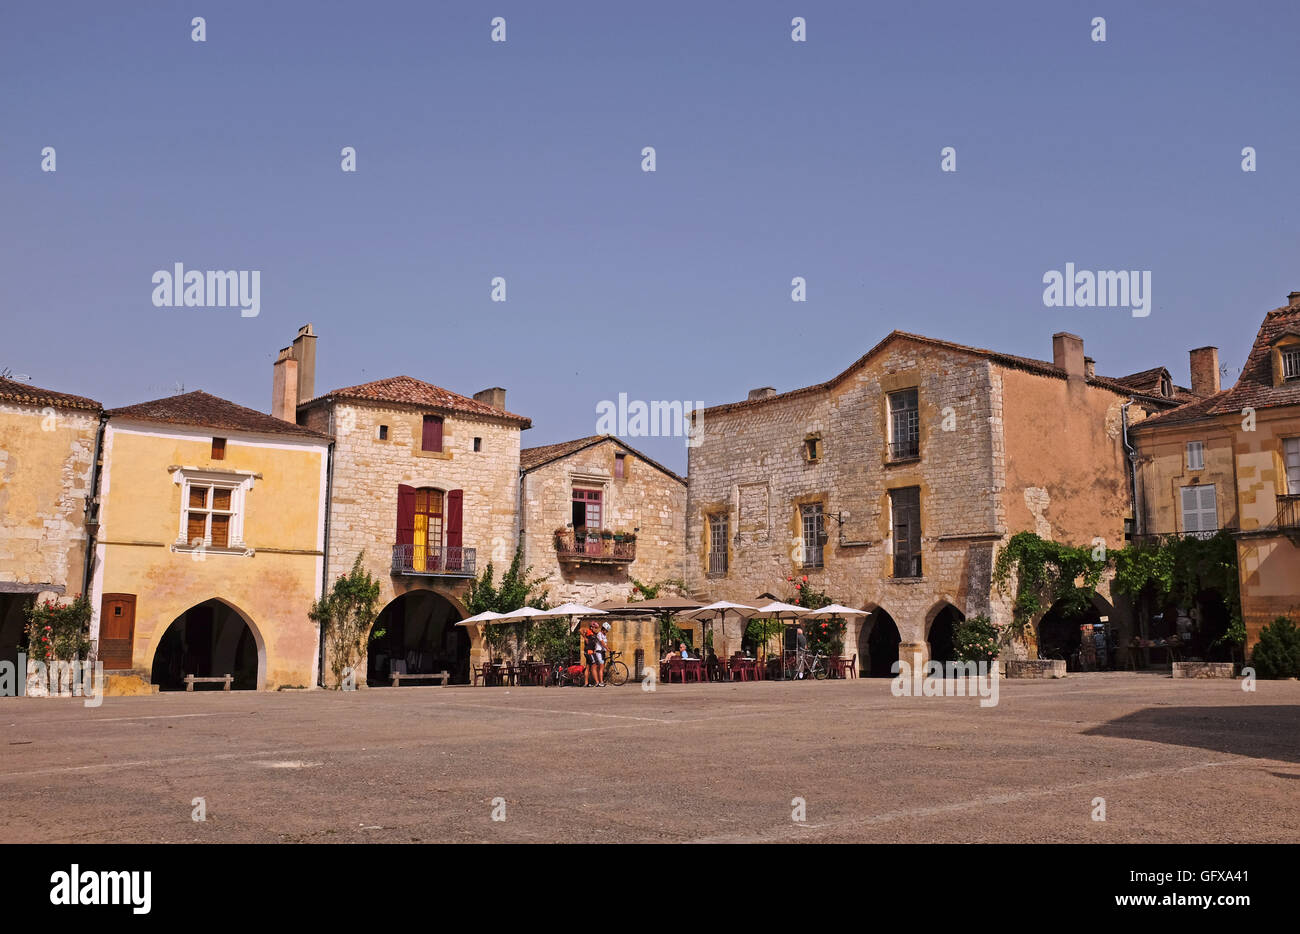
[891,486,922,577]
[421,415,444,452]
[1186,441,1204,471]
[1284,438,1300,495]
[185,483,236,548]
[1180,485,1218,537]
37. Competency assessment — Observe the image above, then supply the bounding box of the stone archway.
[858,606,903,678]
[925,602,965,666]
[367,590,468,685]
[149,598,266,690]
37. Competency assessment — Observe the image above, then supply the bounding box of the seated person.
[678,642,692,660]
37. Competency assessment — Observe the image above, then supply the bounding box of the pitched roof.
[699,330,1185,416]
[520,434,685,484]
[1206,299,1300,416]
[0,376,101,412]
[304,375,531,427]
[108,390,329,441]
[1130,390,1229,430]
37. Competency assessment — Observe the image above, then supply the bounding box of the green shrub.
[952,615,1000,663]
[1249,617,1300,679]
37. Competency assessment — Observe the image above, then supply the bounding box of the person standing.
[795,625,808,678]
[595,621,610,687]
[582,622,599,686]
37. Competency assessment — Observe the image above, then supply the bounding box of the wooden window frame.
[890,486,922,578]
[174,469,251,552]
[708,513,729,577]
[1180,484,1218,538]
[421,414,444,453]
[1186,441,1204,471]
[801,503,825,568]
[888,389,920,461]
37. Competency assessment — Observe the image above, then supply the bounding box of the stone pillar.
[899,641,929,672]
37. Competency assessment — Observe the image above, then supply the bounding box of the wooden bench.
[390,670,451,687]
[184,674,233,692]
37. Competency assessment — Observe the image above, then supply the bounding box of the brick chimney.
[1189,346,1220,397]
[1288,291,1300,308]
[1083,356,1096,379]
[1052,332,1085,380]
[473,387,507,411]
[748,387,777,401]
[271,324,316,423]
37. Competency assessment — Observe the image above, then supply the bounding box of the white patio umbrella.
[679,601,756,662]
[538,602,610,632]
[749,601,808,677]
[454,610,507,627]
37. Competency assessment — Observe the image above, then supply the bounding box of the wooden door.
[99,594,136,669]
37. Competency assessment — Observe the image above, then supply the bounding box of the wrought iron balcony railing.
[391,544,476,577]
[1278,494,1300,530]
[888,438,920,461]
[554,530,636,564]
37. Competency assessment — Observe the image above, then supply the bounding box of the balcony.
[555,529,636,565]
[1278,494,1300,531]
[391,544,476,578]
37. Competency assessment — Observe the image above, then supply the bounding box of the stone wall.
[521,439,686,607]
[0,401,99,599]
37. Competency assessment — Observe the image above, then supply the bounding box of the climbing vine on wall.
[1112,531,1242,633]
[992,532,1106,636]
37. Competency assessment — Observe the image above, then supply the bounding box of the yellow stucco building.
[90,391,330,690]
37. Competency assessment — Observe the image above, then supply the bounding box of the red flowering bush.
[24,594,93,662]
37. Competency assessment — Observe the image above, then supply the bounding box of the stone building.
[287,328,532,685]
[90,391,331,691]
[1132,293,1300,651]
[520,435,686,606]
[0,377,102,666]
[686,330,1193,674]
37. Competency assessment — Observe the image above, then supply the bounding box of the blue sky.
[2,1,1297,473]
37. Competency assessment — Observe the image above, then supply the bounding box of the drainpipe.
[1121,399,1139,537]
[81,412,108,605]
[318,437,334,687]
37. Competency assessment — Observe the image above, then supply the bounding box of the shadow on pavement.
[1084,706,1300,763]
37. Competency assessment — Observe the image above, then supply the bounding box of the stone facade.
[686,332,1180,671]
[300,391,528,683]
[520,437,686,607]
[0,384,101,663]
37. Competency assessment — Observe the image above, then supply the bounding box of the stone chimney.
[473,387,507,411]
[1288,291,1300,308]
[1052,332,1085,380]
[1189,346,1220,397]
[272,348,298,421]
[272,324,316,423]
[747,387,777,401]
[1083,356,1096,379]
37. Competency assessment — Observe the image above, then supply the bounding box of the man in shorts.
[583,622,600,687]
[594,621,611,687]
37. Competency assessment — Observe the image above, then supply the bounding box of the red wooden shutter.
[422,415,443,452]
[396,484,416,547]
[445,489,463,570]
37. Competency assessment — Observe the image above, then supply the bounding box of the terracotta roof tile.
[108,391,329,441]
[0,376,101,412]
[520,434,685,484]
[306,375,530,427]
[1207,300,1300,416]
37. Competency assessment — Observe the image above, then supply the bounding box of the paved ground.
[2,672,1297,843]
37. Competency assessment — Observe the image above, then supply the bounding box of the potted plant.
[554,527,573,552]
[600,528,615,555]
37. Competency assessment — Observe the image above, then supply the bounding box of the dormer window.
[1160,374,1172,397]
[1283,348,1300,382]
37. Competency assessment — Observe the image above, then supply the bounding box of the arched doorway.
[859,608,902,678]
[151,599,263,690]
[368,590,468,685]
[1038,596,1102,671]
[0,594,34,667]
[927,603,964,666]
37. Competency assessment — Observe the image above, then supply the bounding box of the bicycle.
[790,649,829,680]
[602,650,629,687]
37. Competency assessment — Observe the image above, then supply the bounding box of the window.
[572,488,602,530]
[888,389,920,460]
[614,452,626,478]
[473,437,482,452]
[211,438,226,460]
[1283,348,1300,382]
[801,503,825,568]
[803,437,822,462]
[708,514,728,576]
[1186,441,1204,471]
[890,486,922,577]
[1285,438,1300,495]
[396,485,463,572]
[378,425,388,441]
[1180,484,1218,538]
[421,415,444,452]
[183,481,239,549]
